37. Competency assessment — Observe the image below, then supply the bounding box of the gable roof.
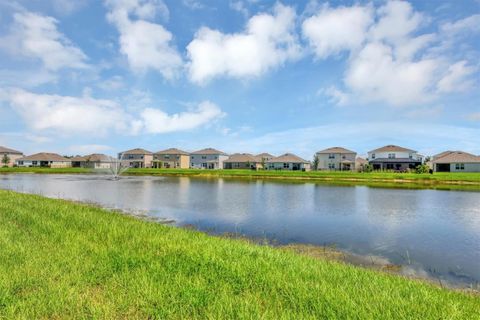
[0,146,23,155]
[369,145,416,153]
[17,153,70,162]
[154,148,189,155]
[317,147,356,154]
[432,151,480,164]
[432,151,454,160]
[224,153,260,163]
[71,154,114,162]
[267,153,309,164]
[191,148,227,156]
[120,148,153,155]
[256,153,275,158]
[355,157,368,164]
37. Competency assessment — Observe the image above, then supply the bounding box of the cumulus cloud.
[186,3,301,84]
[68,144,113,154]
[0,11,88,70]
[302,0,478,106]
[141,101,225,133]
[1,88,225,137]
[105,0,182,79]
[441,14,480,36]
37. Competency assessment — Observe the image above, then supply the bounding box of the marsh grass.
[0,190,478,319]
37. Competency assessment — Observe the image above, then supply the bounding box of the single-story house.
[224,153,262,170]
[119,148,153,168]
[16,153,72,168]
[266,153,311,171]
[152,148,190,169]
[368,145,423,171]
[432,151,480,172]
[190,148,228,169]
[0,146,23,167]
[316,147,357,171]
[355,157,368,171]
[71,154,114,169]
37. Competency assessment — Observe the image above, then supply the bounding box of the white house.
[368,145,423,171]
[266,153,311,171]
[432,151,480,172]
[316,147,357,171]
[190,148,228,169]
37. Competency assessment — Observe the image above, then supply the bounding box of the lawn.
[0,190,478,319]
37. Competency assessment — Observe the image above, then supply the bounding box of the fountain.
[108,152,129,180]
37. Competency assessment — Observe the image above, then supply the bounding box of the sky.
[0,0,479,159]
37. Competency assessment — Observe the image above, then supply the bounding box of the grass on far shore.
[0,190,479,319]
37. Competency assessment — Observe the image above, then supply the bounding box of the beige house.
[16,153,71,168]
[119,148,153,168]
[224,153,262,170]
[355,157,368,171]
[152,148,190,169]
[316,147,357,171]
[368,145,423,171]
[71,154,114,169]
[266,153,311,171]
[432,151,480,172]
[0,146,23,167]
[190,148,229,169]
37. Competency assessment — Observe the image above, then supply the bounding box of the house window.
[371,153,375,159]
[268,164,274,169]
[455,163,465,170]
[202,156,207,160]
[328,153,335,159]
[283,163,289,169]
[409,153,413,159]
[165,155,170,159]
[32,161,37,165]
[342,155,346,159]
[191,156,195,159]
[328,163,335,169]
[388,153,396,159]
[18,161,23,165]
[386,164,394,169]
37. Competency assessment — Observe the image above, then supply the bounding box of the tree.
[363,163,373,173]
[1,154,10,167]
[312,154,319,171]
[261,157,266,170]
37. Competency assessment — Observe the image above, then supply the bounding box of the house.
[432,151,480,172]
[224,153,262,170]
[315,147,356,171]
[190,148,228,169]
[15,153,71,168]
[119,148,153,168]
[71,154,114,169]
[256,153,275,162]
[152,148,190,169]
[0,146,23,167]
[368,145,422,171]
[355,157,368,171]
[266,153,311,171]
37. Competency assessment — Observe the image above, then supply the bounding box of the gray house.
[316,147,356,171]
[190,148,228,169]
[432,151,480,172]
[368,145,422,171]
[266,153,311,171]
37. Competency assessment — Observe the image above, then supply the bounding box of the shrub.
[415,164,430,174]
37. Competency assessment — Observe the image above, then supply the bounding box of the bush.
[415,164,430,174]
[362,164,373,173]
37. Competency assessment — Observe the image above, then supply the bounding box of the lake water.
[1,173,479,287]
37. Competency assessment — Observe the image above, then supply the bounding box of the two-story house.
[0,146,23,167]
[368,145,422,171]
[152,148,190,169]
[190,148,228,169]
[119,148,153,168]
[316,147,357,171]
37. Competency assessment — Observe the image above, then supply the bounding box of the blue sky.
[0,0,479,159]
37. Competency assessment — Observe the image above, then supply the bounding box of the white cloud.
[51,0,89,15]
[441,14,480,36]
[437,60,476,93]
[0,11,88,70]
[187,3,301,84]
[105,0,182,79]
[230,1,249,18]
[98,75,125,91]
[68,144,113,154]
[302,4,373,58]
[320,86,350,106]
[183,0,203,10]
[141,101,225,134]
[1,88,226,137]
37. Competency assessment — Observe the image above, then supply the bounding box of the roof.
[71,154,114,162]
[120,148,153,155]
[154,148,189,155]
[0,146,23,155]
[355,157,368,164]
[224,153,260,163]
[17,153,70,162]
[317,147,356,154]
[256,153,275,158]
[432,151,480,164]
[432,151,454,160]
[191,148,227,156]
[369,158,422,163]
[369,145,416,153]
[267,153,310,164]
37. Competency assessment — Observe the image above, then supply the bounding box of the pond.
[1,173,479,287]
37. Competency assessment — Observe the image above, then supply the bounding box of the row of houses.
[2,145,480,172]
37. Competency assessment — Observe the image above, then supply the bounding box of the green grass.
[0,190,478,319]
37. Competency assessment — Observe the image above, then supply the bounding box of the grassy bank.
[0,190,478,319]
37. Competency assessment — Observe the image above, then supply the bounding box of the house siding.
[190,154,228,169]
[317,152,356,170]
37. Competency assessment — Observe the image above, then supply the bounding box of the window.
[371,153,375,159]
[328,153,335,159]
[409,153,413,159]
[342,155,346,159]
[283,163,289,169]
[191,156,195,159]
[455,163,465,170]
[164,155,170,159]
[32,161,37,165]
[386,164,394,169]
[388,153,396,159]
[18,161,23,165]
[202,156,207,160]
[328,163,335,169]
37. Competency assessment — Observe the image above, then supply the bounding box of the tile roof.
[0,146,23,155]
[317,147,356,154]
[267,153,309,164]
[17,153,70,162]
[432,151,480,164]
[224,153,260,163]
[369,145,416,153]
[120,148,153,155]
[256,153,275,158]
[191,148,228,156]
[154,148,189,155]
